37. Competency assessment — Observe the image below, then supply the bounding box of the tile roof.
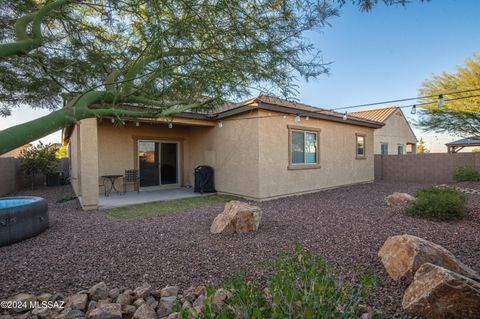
[350,106,399,123]
[212,94,381,126]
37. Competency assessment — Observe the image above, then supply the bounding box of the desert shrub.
[19,142,59,189]
[183,244,379,319]
[406,187,466,220]
[453,166,480,182]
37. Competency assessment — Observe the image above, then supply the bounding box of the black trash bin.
[194,165,216,194]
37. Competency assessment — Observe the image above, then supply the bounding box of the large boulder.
[378,234,480,282]
[210,201,262,234]
[385,192,415,207]
[402,263,480,318]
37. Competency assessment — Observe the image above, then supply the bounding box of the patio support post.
[79,118,99,210]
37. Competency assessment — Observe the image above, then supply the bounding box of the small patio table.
[101,175,123,196]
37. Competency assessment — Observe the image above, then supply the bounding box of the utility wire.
[327,87,480,111]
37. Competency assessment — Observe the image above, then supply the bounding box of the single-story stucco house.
[63,95,384,210]
[351,106,418,155]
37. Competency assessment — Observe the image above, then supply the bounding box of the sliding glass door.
[138,140,179,188]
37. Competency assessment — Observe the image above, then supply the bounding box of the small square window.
[356,134,366,158]
[381,143,389,155]
[289,128,319,167]
[397,144,404,155]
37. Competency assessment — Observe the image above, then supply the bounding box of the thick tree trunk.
[0,96,159,155]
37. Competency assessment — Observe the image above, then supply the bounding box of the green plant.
[453,166,480,182]
[181,244,379,319]
[19,142,59,189]
[406,187,466,220]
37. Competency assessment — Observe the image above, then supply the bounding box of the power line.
[327,87,480,111]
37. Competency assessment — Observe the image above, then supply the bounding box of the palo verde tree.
[417,52,480,136]
[0,0,419,155]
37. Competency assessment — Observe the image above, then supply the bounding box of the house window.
[356,134,366,159]
[381,143,389,155]
[398,144,404,155]
[288,126,320,169]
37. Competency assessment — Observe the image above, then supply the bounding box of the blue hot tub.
[0,197,48,246]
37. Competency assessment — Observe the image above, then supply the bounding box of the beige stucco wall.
[374,109,417,154]
[188,110,260,198]
[69,108,378,207]
[257,110,375,199]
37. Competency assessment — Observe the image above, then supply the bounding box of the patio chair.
[123,169,140,194]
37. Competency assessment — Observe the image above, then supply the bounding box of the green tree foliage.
[417,53,480,136]
[0,0,422,154]
[19,142,58,189]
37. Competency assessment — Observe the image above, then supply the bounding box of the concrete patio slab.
[98,187,207,209]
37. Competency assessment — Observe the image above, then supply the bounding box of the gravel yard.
[1,181,479,318]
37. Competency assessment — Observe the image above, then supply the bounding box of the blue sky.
[297,0,480,151]
[1,0,479,152]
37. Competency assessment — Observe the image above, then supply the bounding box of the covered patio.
[98,187,205,209]
[446,136,480,153]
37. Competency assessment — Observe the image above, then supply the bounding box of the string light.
[411,105,416,115]
[342,112,348,121]
[135,121,139,127]
[437,94,445,107]
[111,118,114,123]
[306,116,309,120]
[218,121,223,128]
[168,122,173,129]
[294,114,301,123]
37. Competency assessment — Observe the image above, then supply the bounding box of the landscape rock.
[385,192,415,207]
[89,283,108,302]
[132,304,156,319]
[212,289,229,306]
[144,296,158,310]
[193,295,205,311]
[87,303,122,319]
[132,299,144,308]
[133,284,151,300]
[210,201,262,234]
[37,294,52,303]
[122,305,136,316]
[167,313,180,319]
[108,289,120,300]
[160,286,178,298]
[65,309,84,319]
[87,301,97,312]
[157,297,176,318]
[49,294,65,303]
[378,234,480,282]
[65,294,88,311]
[116,293,132,307]
[402,263,480,318]
[31,308,51,319]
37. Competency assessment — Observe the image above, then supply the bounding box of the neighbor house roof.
[350,106,398,123]
[445,137,480,146]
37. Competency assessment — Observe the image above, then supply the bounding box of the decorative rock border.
[1,281,375,319]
